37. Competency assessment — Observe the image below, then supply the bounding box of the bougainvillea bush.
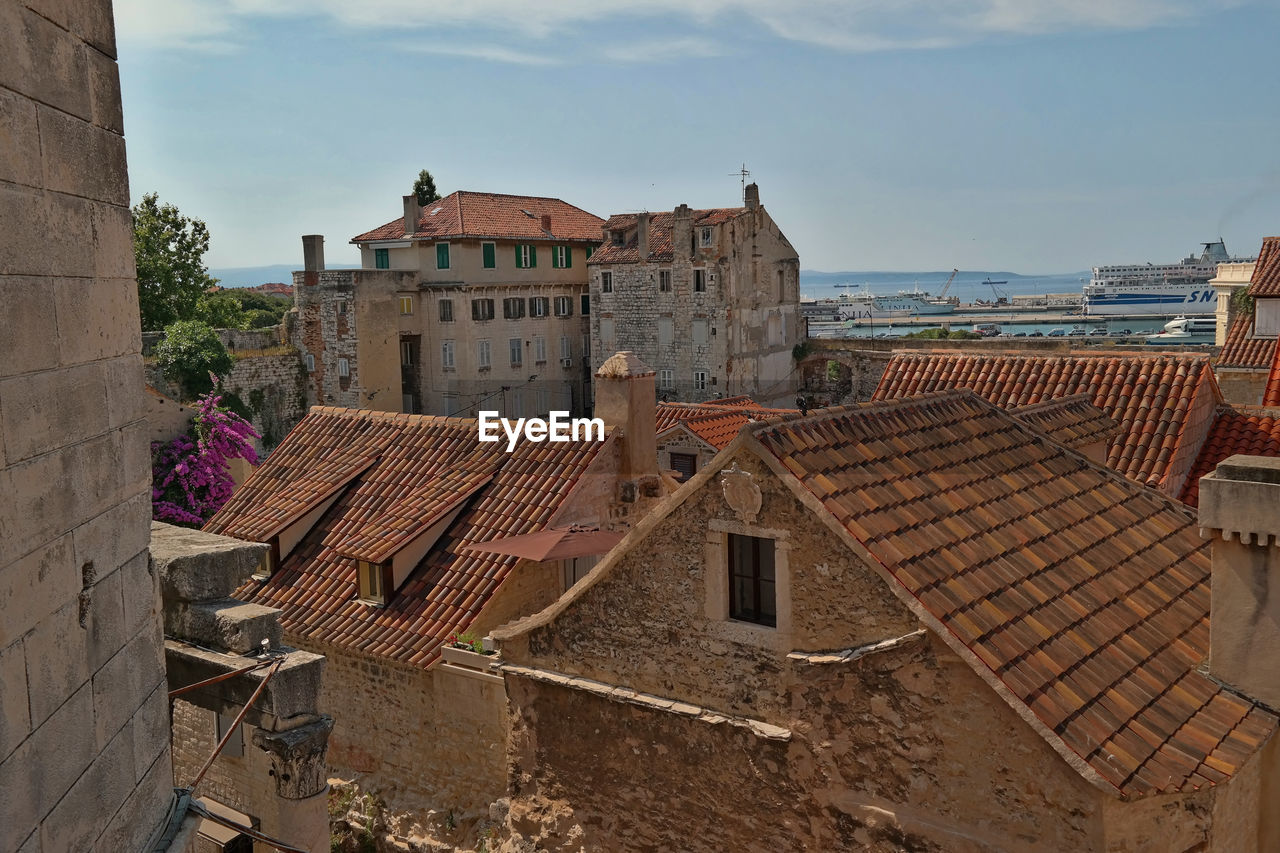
[152,392,260,526]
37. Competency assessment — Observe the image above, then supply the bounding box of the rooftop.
[588,208,747,264]
[1180,406,1280,506]
[655,398,800,450]
[1216,311,1278,369]
[351,190,604,244]
[1246,236,1280,298]
[1010,395,1120,451]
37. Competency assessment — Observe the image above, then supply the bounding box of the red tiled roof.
[1216,312,1278,369]
[1246,236,1280,297]
[205,407,610,668]
[352,190,604,244]
[872,352,1221,491]
[1180,406,1280,506]
[1264,340,1280,407]
[1010,395,1120,451]
[589,207,747,264]
[752,391,1277,798]
[655,399,798,437]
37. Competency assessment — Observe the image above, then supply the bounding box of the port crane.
[938,269,958,300]
[984,277,1009,305]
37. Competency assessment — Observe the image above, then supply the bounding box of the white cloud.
[114,0,1253,56]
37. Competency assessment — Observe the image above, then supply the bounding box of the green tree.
[133,193,217,331]
[154,320,233,400]
[412,170,440,205]
[195,292,247,329]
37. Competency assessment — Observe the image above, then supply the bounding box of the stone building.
[493,391,1280,851]
[587,183,802,407]
[1216,237,1280,405]
[203,353,668,842]
[294,190,604,419]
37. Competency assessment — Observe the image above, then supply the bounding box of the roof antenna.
[728,163,750,203]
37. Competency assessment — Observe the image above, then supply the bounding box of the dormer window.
[611,230,626,246]
[357,560,387,605]
[254,541,279,579]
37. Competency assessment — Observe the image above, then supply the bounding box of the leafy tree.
[154,320,233,400]
[412,170,440,205]
[133,193,218,331]
[151,393,259,526]
[195,292,248,329]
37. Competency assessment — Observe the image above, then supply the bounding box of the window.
[692,319,709,346]
[436,243,450,270]
[694,370,707,391]
[441,340,455,369]
[531,296,549,317]
[611,229,625,246]
[400,340,414,366]
[503,297,526,320]
[581,294,590,315]
[358,560,385,605]
[659,269,672,292]
[728,534,776,627]
[554,296,572,317]
[670,452,697,483]
[337,358,349,377]
[472,298,495,321]
[658,368,674,390]
[559,335,572,361]
[439,299,454,322]
[509,337,523,367]
[777,269,785,300]
[700,226,712,248]
[216,712,244,759]
[335,299,348,315]
[482,242,496,269]
[599,318,615,350]
[305,353,315,372]
[534,336,546,363]
[477,339,491,369]
[601,271,613,293]
[375,248,389,269]
[658,317,673,348]
[694,269,706,292]
[399,295,414,315]
[516,244,537,268]
[552,246,571,269]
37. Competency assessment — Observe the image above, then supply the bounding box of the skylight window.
[430,207,443,216]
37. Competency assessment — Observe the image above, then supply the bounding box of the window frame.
[728,533,776,627]
[601,271,613,294]
[472,298,495,321]
[482,242,497,269]
[374,248,389,269]
[700,226,712,248]
[357,559,386,605]
[534,335,547,363]
[531,296,549,318]
[439,298,454,322]
[509,337,523,367]
[305,352,315,372]
[441,339,455,370]
[436,242,450,270]
[704,521,791,646]
[503,297,526,320]
[694,370,707,391]
[337,357,350,378]
[399,295,414,315]
[693,268,706,293]
[477,339,492,369]
[659,269,672,292]
[554,296,572,317]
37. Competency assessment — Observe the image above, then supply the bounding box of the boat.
[1145,316,1217,342]
[1082,240,1255,317]
[829,284,957,321]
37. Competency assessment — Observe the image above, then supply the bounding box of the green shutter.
[437,243,449,269]
[529,245,537,268]
[564,247,572,268]
[483,243,495,268]
[515,245,524,268]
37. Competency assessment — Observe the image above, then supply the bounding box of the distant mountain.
[209,262,361,289]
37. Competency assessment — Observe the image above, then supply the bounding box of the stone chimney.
[594,351,658,486]
[637,212,649,260]
[403,194,422,237]
[302,235,325,272]
[540,213,552,233]
[745,182,760,210]
[673,204,693,258]
[1199,454,1280,707]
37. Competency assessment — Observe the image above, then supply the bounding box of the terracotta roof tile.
[1179,406,1280,506]
[1265,340,1280,407]
[872,351,1220,492]
[1217,311,1279,369]
[1011,395,1121,451]
[589,208,747,264]
[204,407,610,668]
[352,190,604,244]
[655,399,799,448]
[1246,236,1280,297]
[751,391,1277,798]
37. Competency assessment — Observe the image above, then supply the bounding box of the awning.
[461,526,624,562]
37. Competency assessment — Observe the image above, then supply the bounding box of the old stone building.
[294,190,604,419]
[203,353,668,843]
[493,391,1280,852]
[587,183,802,406]
[1216,236,1280,405]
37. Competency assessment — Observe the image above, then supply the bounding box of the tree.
[195,292,248,329]
[151,392,259,526]
[133,193,217,331]
[412,170,440,205]
[154,320,233,400]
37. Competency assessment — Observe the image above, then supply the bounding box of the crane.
[938,268,959,300]
[984,277,1009,304]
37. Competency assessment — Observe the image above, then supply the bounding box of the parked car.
[1028,331,1044,337]
[1013,332,1027,337]
[1047,328,1066,337]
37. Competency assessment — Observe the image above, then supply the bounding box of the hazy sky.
[114,0,1280,273]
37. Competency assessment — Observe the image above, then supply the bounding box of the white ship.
[828,285,957,321]
[1145,316,1217,342]
[1082,241,1253,317]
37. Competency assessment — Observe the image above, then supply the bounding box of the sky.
[113,0,1280,274]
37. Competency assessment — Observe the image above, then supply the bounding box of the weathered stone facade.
[588,185,802,407]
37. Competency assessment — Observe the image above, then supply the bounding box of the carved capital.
[253,716,334,799]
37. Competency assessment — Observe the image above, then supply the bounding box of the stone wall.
[170,699,280,828]
[142,324,285,356]
[0,0,176,848]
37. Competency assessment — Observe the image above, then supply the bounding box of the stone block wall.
[142,324,285,356]
[0,0,176,848]
[222,351,307,451]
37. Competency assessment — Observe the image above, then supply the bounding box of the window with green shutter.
[516,244,538,269]
[374,248,389,269]
[564,246,571,268]
[529,245,537,268]
[436,243,450,269]
[482,242,496,269]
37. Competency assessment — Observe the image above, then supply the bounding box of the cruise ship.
[1082,241,1253,317]
[800,285,956,322]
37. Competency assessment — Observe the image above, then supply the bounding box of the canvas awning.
[461,526,624,562]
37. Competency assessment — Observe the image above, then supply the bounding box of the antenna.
[728,163,750,202]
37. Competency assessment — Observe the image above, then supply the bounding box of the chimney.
[594,351,658,484]
[744,182,760,210]
[540,213,552,233]
[302,235,325,272]
[673,204,693,258]
[1199,454,1280,707]
[636,212,649,260]
[403,194,422,237]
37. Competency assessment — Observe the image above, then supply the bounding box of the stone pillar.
[673,204,693,258]
[637,212,649,260]
[1198,454,1280,707]
[594,352,658,484]
[302,235,325,272]
[254,719,334,853]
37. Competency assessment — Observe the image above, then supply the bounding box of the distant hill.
[210,262,361,289]
[799,269,1090,303]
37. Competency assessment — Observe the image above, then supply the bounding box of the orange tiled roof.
[872,351,1221,490]
[1264,340,1280,407]
[1010,395,1120,451]
[1180,406,1280,507]
[1246,236,1280,297]
[751,391,1276,798]
[589,207,747,264]
[655,399,798,437]
[205,407,610,668]
[1216,312,1278,369]
[352,190,604,244]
